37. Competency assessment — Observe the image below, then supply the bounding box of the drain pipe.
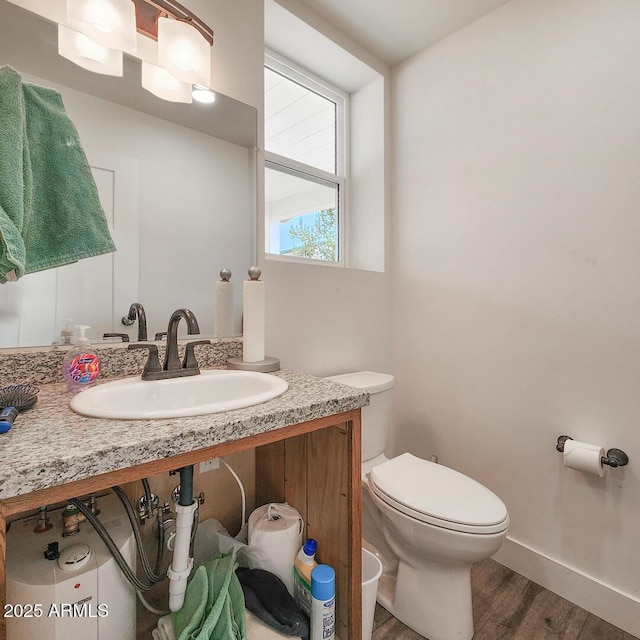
[167,465,198,612]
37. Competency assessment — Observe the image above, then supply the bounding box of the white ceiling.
[294,0,512,65]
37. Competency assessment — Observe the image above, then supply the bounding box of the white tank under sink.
[6,494,136,640]
[325,371,509,640]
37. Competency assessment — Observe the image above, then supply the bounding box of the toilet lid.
[369,453,509,534]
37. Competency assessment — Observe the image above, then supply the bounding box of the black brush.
[0,384,40,433]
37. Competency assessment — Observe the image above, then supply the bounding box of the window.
[264,51,347,264]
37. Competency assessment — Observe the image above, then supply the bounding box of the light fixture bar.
[133,0,214,45]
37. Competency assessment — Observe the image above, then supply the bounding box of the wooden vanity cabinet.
[0,410,362,640]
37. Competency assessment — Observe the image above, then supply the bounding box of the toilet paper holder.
[556,435,629,468]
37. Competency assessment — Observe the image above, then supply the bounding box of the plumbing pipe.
[178,465,194,506]
[221,458,246,532]
[69,497,152,592]
[137,590,170,616]
[67,484,167,594]
[167,466,197,612]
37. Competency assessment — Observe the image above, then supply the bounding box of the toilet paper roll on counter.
[248,503,304,595]
[243,268,265,363]
[214,269,234,338]
[563,439,605,477]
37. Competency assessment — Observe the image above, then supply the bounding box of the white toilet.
[326,372,509,640]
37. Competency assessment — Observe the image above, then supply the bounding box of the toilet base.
[376,559,474,640]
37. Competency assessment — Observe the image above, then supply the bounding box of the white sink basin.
[69,370,289,420]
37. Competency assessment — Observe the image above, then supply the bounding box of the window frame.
[264,49,349,267]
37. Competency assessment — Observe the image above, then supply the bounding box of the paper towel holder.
[556,435,629,468]
[227,266,281,372]
[227,355,281,372]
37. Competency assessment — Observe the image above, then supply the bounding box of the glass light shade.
[58,24,123,76]
[157,17,211,86]
[192,85,216,104]
[141,61,193,103]
[66,0,137,53]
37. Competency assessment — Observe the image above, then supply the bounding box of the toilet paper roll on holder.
[556,436,629,468]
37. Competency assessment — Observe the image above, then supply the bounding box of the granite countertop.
[0,370,368,501]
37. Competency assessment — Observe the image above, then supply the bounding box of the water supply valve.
[137,492,160,524]
[33,506,53,533]
[86,495,100,516]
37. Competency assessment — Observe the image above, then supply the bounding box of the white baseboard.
[493,536,640,638]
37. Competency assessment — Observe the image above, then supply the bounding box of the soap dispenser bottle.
[58,318,74,345]
[62,325,101,392]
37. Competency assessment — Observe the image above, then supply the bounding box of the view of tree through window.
[283,208,337,260]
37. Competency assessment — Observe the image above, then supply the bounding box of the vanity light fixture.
[192,84,216,104]
[66,0,137,53]
[157,15,210,86]
[58,23,124,76]
[141,60,192,103]
[55,0,214,102]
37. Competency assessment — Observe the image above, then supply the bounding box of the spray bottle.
[294,538,318,616]
[310,564,335,640]
[62,325,101,392]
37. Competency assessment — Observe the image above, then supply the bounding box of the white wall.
[263,260,390,375]
[392,0,640,633]
[350,76,386,272]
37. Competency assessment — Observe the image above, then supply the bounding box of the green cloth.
[0,65,116,284]
[174,552,247,640]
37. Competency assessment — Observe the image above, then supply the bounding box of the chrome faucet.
[128,308,210,381]
[121,303,148,341]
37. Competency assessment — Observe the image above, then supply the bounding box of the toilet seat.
[368,453,509,535]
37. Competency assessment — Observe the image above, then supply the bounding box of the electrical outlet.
[199,458,220,473]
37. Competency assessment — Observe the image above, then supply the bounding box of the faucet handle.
[183,340,211,371]
[103,332,130,342]
[128,343,162,379]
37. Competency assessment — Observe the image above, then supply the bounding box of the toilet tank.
[325,371,394,462]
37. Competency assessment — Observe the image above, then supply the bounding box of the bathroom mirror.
[0,1,257,347]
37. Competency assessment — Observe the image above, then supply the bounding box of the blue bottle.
[310,564,335,640]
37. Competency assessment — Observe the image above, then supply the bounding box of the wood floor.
[371,559,638,640]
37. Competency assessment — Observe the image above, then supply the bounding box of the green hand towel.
[173,552,247,640]
[199,553,247,640]
[0,66,116,284]
[0,66,28,280]
[174,565,209,640]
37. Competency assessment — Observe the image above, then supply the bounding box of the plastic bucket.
[362,548,383,640]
